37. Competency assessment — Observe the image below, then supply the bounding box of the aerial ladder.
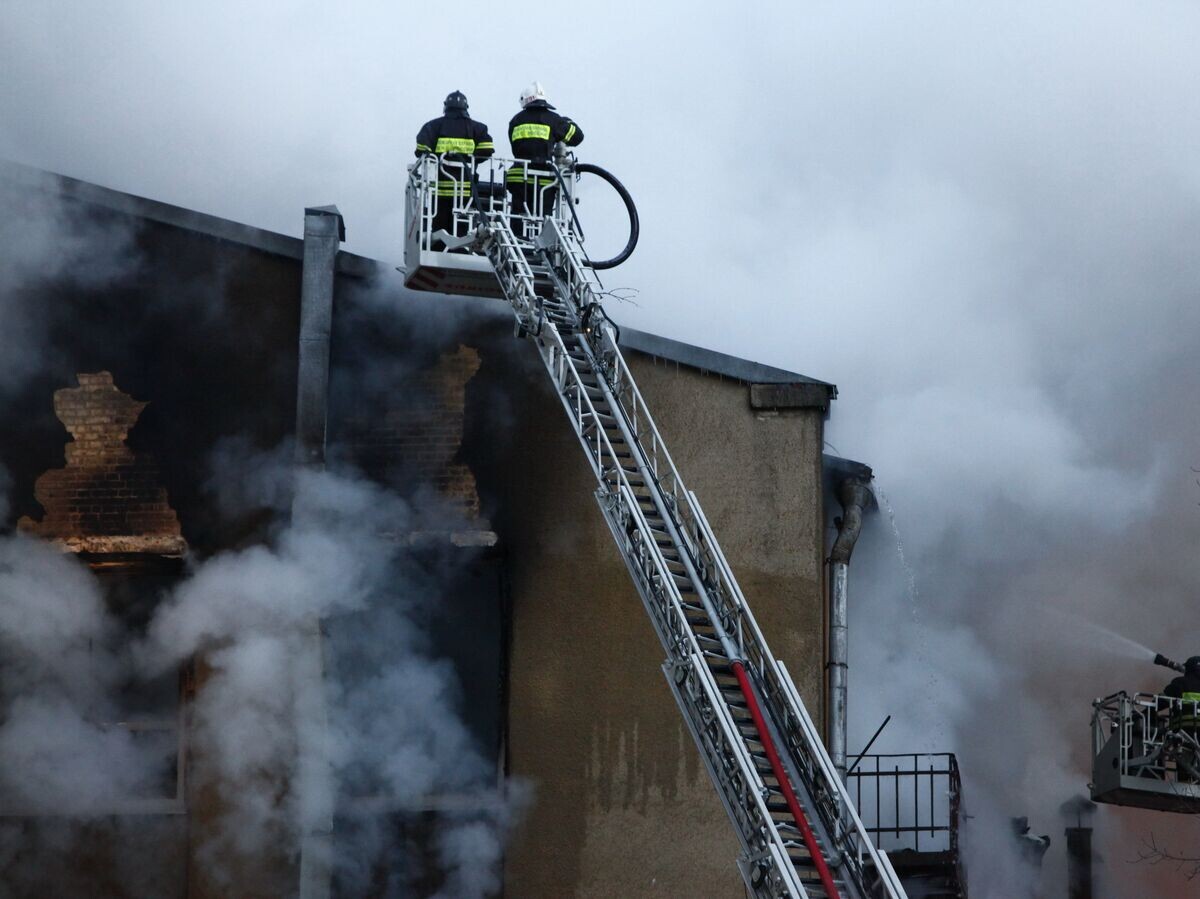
[404,153,908,899]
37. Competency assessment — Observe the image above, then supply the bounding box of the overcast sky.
[4,3,1200,895]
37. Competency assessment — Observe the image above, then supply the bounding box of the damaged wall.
[0,165,512,898]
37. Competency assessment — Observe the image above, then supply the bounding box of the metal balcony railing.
[405,154,578,253]
[844,753,961,856]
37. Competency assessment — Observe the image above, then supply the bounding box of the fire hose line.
[730,660,842,899]
[568,162,640,270]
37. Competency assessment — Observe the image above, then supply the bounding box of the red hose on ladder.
[731,661,842,899]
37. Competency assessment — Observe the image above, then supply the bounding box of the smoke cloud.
[0,449,516,896]
[0,535,153,811]
[0,170,140,396]
[5,2,1200,895]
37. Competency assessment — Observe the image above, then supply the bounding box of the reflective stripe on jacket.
[1165,674,1200,727]
[507,101,583,164]
[504,166,556,186]
[415,111,495,162]
[434,180,474,197]
[1179,691,1200,726]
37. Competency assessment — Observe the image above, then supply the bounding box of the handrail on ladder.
[407,168,907,897]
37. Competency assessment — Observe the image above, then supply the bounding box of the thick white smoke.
[145,457,516,896]
[0,448,518,897]
[0,534,154,812]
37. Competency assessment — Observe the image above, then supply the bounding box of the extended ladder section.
[476,207,907,899]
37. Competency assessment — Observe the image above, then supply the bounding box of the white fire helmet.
[520,81,547,108]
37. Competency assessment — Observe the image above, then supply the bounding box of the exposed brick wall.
[340,345,484,522]
[18,372,187,556]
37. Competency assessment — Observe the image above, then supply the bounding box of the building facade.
[0,160,836,898]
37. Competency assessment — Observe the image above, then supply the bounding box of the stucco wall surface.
[499,351,827,898]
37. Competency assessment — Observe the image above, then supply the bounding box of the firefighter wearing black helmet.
[507,82,583,237]
[415,91,495,247]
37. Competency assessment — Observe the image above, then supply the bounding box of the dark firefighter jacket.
[507,101,583,186]
[1164,671,1200,726]
[414,110,494,198]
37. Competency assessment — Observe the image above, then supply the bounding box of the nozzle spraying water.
[1155,653,1185,673]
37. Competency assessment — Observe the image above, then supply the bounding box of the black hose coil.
[572,163,639,270]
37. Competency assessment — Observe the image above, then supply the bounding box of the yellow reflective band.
[434,137,476,153]
[564,124,576,142]
[415,143,432,152]
[511,123,552,141]
[476,142,494,150]
[504,172,554,186]
[1184,693,1200,702]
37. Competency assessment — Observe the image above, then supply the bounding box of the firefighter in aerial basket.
[1158,654,1200,781]
[414,91,495,249]
[1163,656,1200,724]
[507,81,584,238]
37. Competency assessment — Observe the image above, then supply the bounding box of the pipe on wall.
[294,205,344,468]
[828,477,872,779]
[294,205,343,899]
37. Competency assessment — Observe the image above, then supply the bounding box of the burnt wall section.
[334,342,484,522]
[0,176,303,555]
[322,285,512,898]
[0,166,515,899]
[327,284,511,532]
[19,371,185,555]
[0,171,306,899]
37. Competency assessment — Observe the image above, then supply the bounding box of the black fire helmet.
[444,91,468,113]
[1186,656,1200,673]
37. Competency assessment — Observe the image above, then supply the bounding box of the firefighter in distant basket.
[507,82,583,238]
[1163,656,1200,726]
[415,91,495,249]
[1155,654,1200,781]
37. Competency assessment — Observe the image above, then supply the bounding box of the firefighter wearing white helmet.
[507,82,584,237]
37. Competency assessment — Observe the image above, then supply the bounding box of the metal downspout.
[294,205,344,899]
[829,477,871,780]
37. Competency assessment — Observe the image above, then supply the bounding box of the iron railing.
[845,753,961,856]
[405,154,577,254]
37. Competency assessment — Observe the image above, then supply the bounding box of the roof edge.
[0,157,377,278]
[618,326,836,395]
[1,159,833,386]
